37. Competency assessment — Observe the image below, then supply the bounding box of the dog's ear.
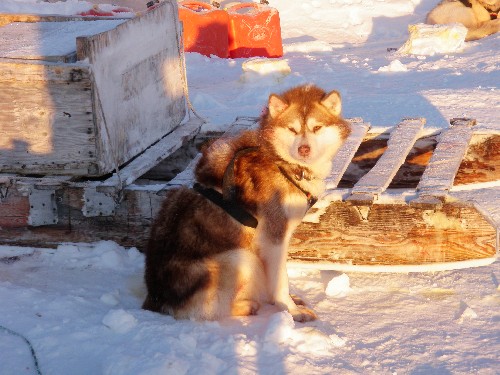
[268,94,289,118]
[321,90,342,116]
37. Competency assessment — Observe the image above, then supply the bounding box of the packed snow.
[0,0,499,374]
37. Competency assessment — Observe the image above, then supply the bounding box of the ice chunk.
[325,273,351,298]
[397,23,467,56]
[100,291,120,306]
[241,58,291,82]
[378,59,407,72]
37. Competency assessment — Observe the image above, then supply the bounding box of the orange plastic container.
[178,1,229,58]
[227,3,283,58]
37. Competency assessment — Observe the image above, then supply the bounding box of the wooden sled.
[291,117,499,272]
[1,114,498,272]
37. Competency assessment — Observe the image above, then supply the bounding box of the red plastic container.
[178,1,229,58]
[227,3,283,58]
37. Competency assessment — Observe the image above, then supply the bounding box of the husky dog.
[142,85,351,322]
[426,0,500,41]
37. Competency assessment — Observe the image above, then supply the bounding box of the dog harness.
[194,147,318,228]
[193,182,259,228]
[194,147,259,228]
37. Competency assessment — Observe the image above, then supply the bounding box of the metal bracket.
[83,187,117,217]
[28,188,58,226]
[0,176,11,201]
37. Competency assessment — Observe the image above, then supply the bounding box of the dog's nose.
[298,145,310,157]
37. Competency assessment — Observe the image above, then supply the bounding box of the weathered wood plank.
[347,118,425,204]
[325,118,370,190]
[0,184,160,249]
[0,64,97,175]
[1,179,495,266]
[96,117,203,193]
[291,200,497,266]
[0,1,186,177]
[0,58,91,81]
[0,13,131,28]
[76,0,186,176]
[162,153,202,190]
[416,118,476,197]
[0,20,125,62]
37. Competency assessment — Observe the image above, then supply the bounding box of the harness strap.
[222,147,259,201]
[194,146,318,228]
[278,166,318,209]
[193,183,258,228]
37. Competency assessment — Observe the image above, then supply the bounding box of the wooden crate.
[0,1,186,177]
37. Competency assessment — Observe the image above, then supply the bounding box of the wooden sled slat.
[416,118,476,198]
[96,118,203,193]
[325,118,370,190]
[347,117,425,204]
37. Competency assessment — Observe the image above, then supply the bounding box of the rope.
[0,325,42,375]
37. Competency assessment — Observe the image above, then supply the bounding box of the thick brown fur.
[426,0,500,41]
[143,84,351,321]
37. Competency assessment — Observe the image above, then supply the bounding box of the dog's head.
[260,84,351,175]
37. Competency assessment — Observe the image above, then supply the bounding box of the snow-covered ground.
[0,0,499,374]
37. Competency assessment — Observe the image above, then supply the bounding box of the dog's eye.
[288,127,298,135]
[313,126,322,133]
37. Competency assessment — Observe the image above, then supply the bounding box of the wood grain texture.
[0,174,496,266]
[417,119,475,196]
[290,201,497,265]
[0,1,185,177]
[0,183,160,249]
[76,1,186,175]
[0,13,129,28]
[0,63,97,175]
[349,118,425,199]
[326,118,370,189]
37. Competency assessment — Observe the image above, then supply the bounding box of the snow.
[1,243,499,374]
[0,0,499,374]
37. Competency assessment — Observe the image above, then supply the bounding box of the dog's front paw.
[290,294,306,306]
[231,299,260,316]
[289,305,318,322]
